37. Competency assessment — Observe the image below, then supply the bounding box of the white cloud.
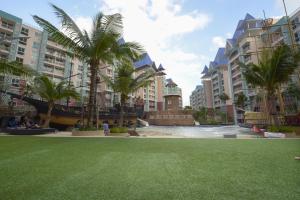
[96,0,212,105]
[74,16,93,34]
[212,36,226,48]
[275,0,300,14]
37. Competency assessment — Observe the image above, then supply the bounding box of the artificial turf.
[0,136,299,200]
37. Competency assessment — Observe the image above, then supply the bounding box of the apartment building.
[225,13,264,123]
[190,85,205,110]
[261,8,300,84]
[209,48,232,111]
[0,10,92,106]
[134,53,159,112]
[201,65,213,109]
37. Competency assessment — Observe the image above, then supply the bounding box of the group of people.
[7,116,40,129]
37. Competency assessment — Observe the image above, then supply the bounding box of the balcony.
[0,46,10,54]
[163,87,181,96]
[1,22,14,32]
[231,70,241,78]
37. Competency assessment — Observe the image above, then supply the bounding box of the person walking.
[103,121,110,136]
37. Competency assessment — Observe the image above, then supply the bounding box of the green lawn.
[0,136,299,200]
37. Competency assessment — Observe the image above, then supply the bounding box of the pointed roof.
[230,13,262,45]
[117,37,125,45]
[201,65,208,74]
[166,78,177,87]
[134,53,153,69]
[158,64,165,71]
[245,13,255,20]
[213,48,228,66]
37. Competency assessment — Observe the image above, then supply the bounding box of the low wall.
[147,110,194,126]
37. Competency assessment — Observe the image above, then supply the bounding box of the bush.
[110,127,128,133]
[267,125,295,133]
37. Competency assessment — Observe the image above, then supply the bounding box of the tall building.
[190,85,205,110]
[209,48,232,111]
[134,53,160,112]
[260,8,300,85]
[225,13,264,123]
[201,65,213,109]
[156,64,166,111]
[0,10,90,107]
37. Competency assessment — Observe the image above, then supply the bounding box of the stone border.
[72,130,103,136]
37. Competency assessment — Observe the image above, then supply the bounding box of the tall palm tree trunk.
[87,63,98,127]
[43,103,54,128]
[119,95,125,127]
[263,93,270,125]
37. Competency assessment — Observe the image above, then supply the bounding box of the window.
[11,78,20,87]
[21,27,29,36]
[17,47,25,55]
[19,37,27,45]
[244,55,251,62]
[168,100,172,105]
[292,17,299,30]
[16,57,23,64]
[295,32,300,42]
[2,21,13,29]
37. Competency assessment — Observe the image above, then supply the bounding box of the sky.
[1,0,300,106]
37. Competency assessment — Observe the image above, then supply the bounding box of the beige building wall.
[202,79,213,108]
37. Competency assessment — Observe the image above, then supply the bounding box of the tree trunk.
[43,103,53,128]
[119,94,125,127]
[277,88,285,114]
[263,93,270,125]
[87,63,98,127]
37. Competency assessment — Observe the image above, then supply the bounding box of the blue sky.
[2,0,300,105]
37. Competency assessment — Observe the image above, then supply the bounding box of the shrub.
[267,125,295,133]
[110,127,128,133]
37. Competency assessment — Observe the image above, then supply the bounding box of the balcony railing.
[164,87,181,96]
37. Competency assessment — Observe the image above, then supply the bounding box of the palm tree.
[235,93,248,109]
[102,61,155,127]
[241,44,300,124]
[219,93,230,123]
[0,59,36,77]
[33,4,144,127]
[30,75,79,128]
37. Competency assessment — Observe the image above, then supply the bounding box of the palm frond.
[0,60,38,77]
[113,41,145,62]
[32,15,87,60]
[51,4,90,48]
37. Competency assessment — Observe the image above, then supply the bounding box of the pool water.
[137,125,256,138]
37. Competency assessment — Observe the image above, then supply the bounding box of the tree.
[30,75,79,128]
[102,61,154,127]
[235,93,248,109]
[0,60,36,77]
[219,93,230,123]
[33,4,144,127]
[241,44,300,124]
[219,93,229,103]
[184,106,192,110]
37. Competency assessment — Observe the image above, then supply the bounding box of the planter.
[72,130,103,136]
[264,132,285,138]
